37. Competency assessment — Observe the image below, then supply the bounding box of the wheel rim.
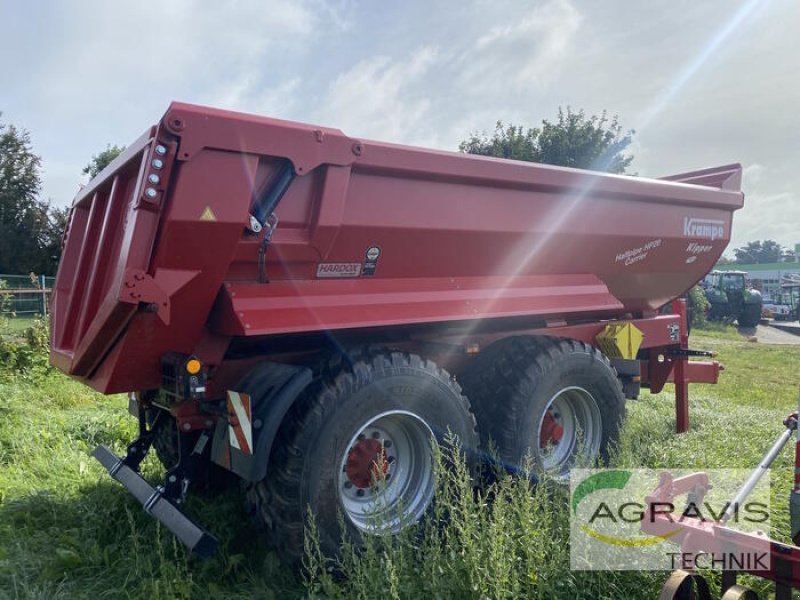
[537,386,602,474]
[338,410,435,534]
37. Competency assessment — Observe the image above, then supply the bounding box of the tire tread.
[246,349,477,562]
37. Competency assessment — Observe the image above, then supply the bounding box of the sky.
[1,0,798,253]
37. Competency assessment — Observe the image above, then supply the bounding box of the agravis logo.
[683,217,725,240]
[571,470,682,547]
[570,469,771,571]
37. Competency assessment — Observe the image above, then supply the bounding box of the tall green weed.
[0,317,51,381]
[303,442,666,600]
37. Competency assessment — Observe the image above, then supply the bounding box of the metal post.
[672,298,690,433]
[791,388,800,545]
[40,273,47,318]
[722,423,796,523]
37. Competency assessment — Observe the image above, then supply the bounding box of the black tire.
[707,302,729,323]
[460,336,625,479]
[245,352,479,563]
[738,303,761,328]
[150,410,180,469]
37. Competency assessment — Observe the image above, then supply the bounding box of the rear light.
[161,353,206,401]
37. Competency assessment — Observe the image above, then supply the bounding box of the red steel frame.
[643,472,800,595]
[51,103,735,434]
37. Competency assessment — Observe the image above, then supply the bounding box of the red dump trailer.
[51,102,743,558]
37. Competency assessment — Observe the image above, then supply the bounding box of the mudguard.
[211,362,312,482]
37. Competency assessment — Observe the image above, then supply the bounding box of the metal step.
[92,444,218,557]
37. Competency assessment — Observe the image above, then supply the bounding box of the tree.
[733,240,784,264]
[0,114,71,276]
[0,114,46,274]
[83,144,124,180]
[459,123,540,162]
[715,256,735,266]
[459,107,634,174]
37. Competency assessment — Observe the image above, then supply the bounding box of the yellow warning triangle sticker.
[200,206,217,221]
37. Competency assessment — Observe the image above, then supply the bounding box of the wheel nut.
[344,481,352,489]
[356,489,365,497]
[357,433,365,441]
[371,431,380,439]
[387,456,395,463]
[384,440,392,448]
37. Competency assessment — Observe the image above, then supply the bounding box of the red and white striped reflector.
[226,391,253,455]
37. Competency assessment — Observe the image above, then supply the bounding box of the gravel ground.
[737,323,800,345]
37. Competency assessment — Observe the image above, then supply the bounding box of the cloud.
[313,0,582,147]
[458,0,582,96]
[742,163,765,187]
[1,0,324,202]
[210,77,303,118]
[733,191,795,248]
[313,48,440,143]
[2,0,798,253]
[29,1,316,112]
[731,162,797,250]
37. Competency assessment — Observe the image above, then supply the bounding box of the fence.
[0,273,55,318]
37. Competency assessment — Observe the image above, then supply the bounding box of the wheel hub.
[345,437,390,488]
[539,410,564,448]
[337,410,435,534]
[537,386,602,475]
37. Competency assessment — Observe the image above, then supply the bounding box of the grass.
[0,325,798,598]
[2,316,37,334]
[0,362,300,598]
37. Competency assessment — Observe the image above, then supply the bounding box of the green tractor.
[701,270,763,327]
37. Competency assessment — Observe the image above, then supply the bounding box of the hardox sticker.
[316,262,362,278]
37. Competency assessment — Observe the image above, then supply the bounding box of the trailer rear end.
[51,102,744,559]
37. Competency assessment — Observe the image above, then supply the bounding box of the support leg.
[672,298,690,434]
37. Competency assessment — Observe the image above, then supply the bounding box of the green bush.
[0,279,11,328]
[0,317,51,381]
[687,285,710,329]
